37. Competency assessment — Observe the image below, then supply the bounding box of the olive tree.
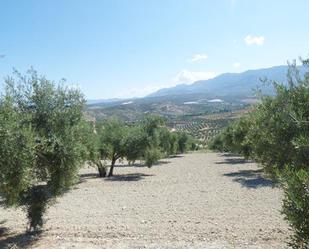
[124,126,149,164]
[0,69,88,231]
[79,119,107,177]
[95,115,192,177]
[95,116,167,177]
[159,128,177,156]
[209,60,309,247]
[176,132,190,154]
[96,119,128,177]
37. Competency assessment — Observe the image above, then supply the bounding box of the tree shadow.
[168,155,184,158]
[0,220,8,237]
[75,172,101,187]
[115,160,171,168]
[0,227,8,237]
[216,157,252,165]
[223,169,274,188]
[0,198,5,206]
[79,173,99,180]
[0,229,41,249]
[219,153,241,157]
[156,160,171,165]
[79,170,158,182]
[104,173,154,182]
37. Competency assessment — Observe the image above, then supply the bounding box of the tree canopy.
[94,116,196,177]
[209,60,309,248]
[0,69,89,231]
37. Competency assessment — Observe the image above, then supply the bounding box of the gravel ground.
[0,152,290,249]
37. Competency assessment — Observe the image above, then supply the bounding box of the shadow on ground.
[0,199,6,206]
[168,155,184,159]
[216,153,253,165]
[219,153,242,157]
[0,226,41,249]
[115,160,171,168]
[79,171,155,182]
[223,169,274,188]
[0,220,8,237]
[79,173,99,180]
[104,173,154,182]
[216,158,251,165]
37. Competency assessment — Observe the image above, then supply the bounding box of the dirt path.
[0,153,289,248]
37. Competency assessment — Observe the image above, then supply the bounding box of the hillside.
[86,65,308,122]
[85,65,308,143]
[86,94,249,122]
[148,65,307,98]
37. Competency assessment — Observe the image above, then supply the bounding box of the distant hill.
[86,93,253,121]
[86,98,123,105]
[86,65,308,121]
[148,65,308,98]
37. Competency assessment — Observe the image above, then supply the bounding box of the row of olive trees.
[209,60,309,248]
[0,69,196,232]
[0,69,93,231]
[84,116,196,177]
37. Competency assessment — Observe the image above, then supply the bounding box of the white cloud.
[244,35,265,46]
[188,54,208,62]
[117,85,163,98]
[173,70,216,84]
[233,62,241,68]
[174,70,217,84]
[117,70,217,98]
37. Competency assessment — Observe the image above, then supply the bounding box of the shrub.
[282,169,309,249]
[177,132,189,153]
[144,148,161,167]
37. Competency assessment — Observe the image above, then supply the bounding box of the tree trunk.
[96,161,106,178]
[108,157,116,177]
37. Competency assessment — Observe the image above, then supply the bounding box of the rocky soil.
[0,152,290,248]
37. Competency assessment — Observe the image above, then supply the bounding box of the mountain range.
[148,65,307,98]
[86,65,308,121]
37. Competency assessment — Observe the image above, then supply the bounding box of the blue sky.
[0,0,308,99]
